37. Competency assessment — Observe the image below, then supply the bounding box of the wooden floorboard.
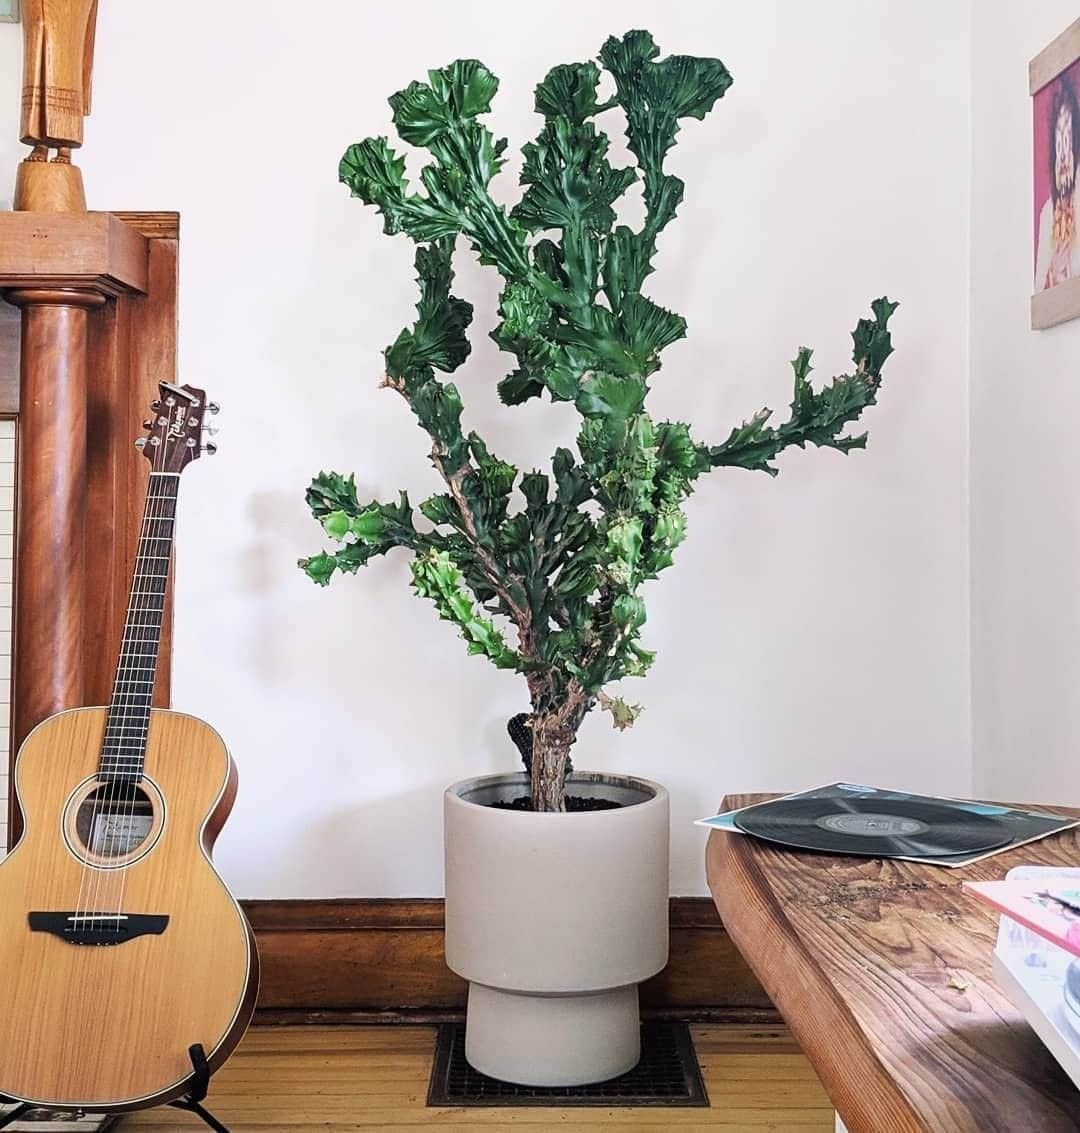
[120,1024,833,1130]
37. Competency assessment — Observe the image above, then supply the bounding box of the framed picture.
[1032,18,1080,329]
[0,0,18,23]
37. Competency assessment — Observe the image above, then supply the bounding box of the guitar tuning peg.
[134,437,147,450]
[143,419,153,429]
[202,442,218,455]
[151,400,161,411]
[207,401,221,415]
[203,424,219,436]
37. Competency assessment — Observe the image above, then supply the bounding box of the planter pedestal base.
[445,772,669,1088]
[464,981,640,1087]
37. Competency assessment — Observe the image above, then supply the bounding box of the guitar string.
[86,453,165,927]
[85,424,173,927]
[112,475,174,924]
[108,482,160,926]
[75,465,153,926]
[113,475,174,928]
[75,436,164,926]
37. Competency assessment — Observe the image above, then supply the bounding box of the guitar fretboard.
[99,474,178,780]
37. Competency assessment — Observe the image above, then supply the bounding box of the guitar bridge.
[28,912,169,946]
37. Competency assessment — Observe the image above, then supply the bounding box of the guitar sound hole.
[74,783,156,859]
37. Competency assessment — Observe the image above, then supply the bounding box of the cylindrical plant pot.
[444,771,669,1087]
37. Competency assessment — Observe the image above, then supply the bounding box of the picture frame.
[1031,17,1080,329]
[0,0,18,24]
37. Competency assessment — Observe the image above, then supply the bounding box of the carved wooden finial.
[13,0,100,212]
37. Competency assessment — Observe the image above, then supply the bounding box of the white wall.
[971,2,1080,806]
[0,1,973,897]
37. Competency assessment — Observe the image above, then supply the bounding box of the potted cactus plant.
[302,29,897,1086]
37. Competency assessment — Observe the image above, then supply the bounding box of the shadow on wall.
[274,782,482,896]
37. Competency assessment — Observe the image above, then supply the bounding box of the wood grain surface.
[19,0,98,149]
[83,217,179,711]
[706,793,1080,1133]
[242,897,773,1020]
[1029,15,1080,93]
[0,707,256,1111]
[0,214,146,296]
[122,1023,834,1131]
[6,291,101,757]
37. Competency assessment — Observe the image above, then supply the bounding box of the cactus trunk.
[529,686,589,812]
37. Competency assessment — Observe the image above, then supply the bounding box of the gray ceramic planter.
[444,771,670,1086]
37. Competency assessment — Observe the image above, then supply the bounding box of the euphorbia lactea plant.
[302,31,898,811]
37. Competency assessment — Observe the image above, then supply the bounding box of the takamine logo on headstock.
[134,380,220,476]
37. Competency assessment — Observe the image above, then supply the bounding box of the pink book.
[966,879,1080,958]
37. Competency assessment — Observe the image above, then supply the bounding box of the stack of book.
[967,866,1080,1088]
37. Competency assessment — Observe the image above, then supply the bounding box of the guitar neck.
[99,473,179,779]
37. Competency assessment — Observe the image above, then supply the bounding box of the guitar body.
[0,706,258,1111]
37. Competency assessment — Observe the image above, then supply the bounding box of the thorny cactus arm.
[496,32,732,408]
[299,478,520,671]
[598,30,733,266]
[299,237,533,669]
[339,61,533,281]
[411,549,520,670]
[299,472,422,583]
[707,299,899,475]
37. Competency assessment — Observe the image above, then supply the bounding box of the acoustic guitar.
[0,383,258,1112]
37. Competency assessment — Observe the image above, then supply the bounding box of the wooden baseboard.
[242,897,776,1023]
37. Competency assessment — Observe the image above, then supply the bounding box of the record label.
[818,813,927,838]
[733,796,1012,859]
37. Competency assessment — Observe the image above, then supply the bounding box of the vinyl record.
[733,796,1012,858]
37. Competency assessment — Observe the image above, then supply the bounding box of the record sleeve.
[980,867,1080,1092]
[697,783,1080,867]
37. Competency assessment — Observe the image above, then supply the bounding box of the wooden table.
[706,794,1080,1133]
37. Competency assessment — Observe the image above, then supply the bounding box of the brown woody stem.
[528,680,589,812]
[386,381,536,655]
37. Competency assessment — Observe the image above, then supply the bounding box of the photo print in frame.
[1032,17,1080,328]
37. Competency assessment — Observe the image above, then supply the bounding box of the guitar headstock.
[135,381,219,474]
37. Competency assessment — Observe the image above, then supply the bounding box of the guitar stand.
[0,1044,231,1133]
[167,1043,231,1132]
[0,1103,31,1130]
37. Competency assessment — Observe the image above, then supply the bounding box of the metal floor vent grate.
[0,1109,118,1131]
[427,1019,709,1107]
